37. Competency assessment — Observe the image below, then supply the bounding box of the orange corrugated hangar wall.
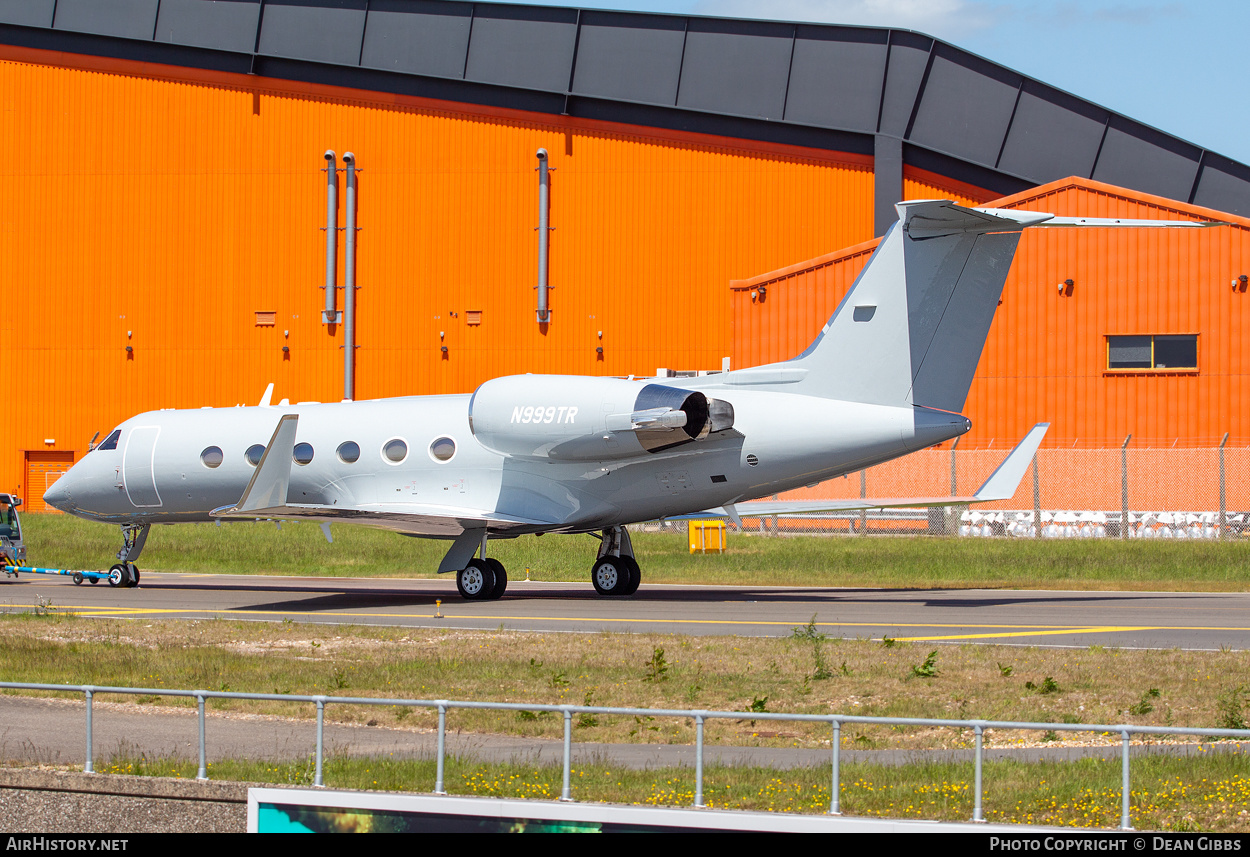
[731,177,1250,449]
[0,46,885,505]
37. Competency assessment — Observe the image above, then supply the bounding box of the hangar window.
[1107,335,1197,371]
[337,441,361,464]
[383,438,408,464]
[244,444,265,467]
[429,437,456,462]
[292,443,314,465]
[200,446,224,468]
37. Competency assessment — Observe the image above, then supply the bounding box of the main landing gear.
[456,557,508,601]
[590,526,640,597]
[108,523,149,588]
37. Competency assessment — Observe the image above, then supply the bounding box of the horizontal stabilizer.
[677,423,1049,519]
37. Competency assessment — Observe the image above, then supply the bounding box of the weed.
[644,647,669,683]
[839,661,853,677]
[791,615,827,643]
[628,715,659,738]
[997,662,1014,677]
[1025,677,1059,695]
[1215,685,1248,731]
[549,670,569,688]
[330,665,349,690]
[516,710,551,722]
[746,695,769,714]
[577,691,598,729]
[910,650,939,679]
[528,657,543,670]
[394,706,410,722]
[1128,688,1161,716]
[881,636,896,648]
[1042,730,1059,742]
[808,643,833,682]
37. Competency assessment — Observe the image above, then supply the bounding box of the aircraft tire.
[591,556,629,596]
[457,559,496,601]
[127,564,140,587]
[484,558,507,599]
[107,564,127,587]
[620,556,641,596]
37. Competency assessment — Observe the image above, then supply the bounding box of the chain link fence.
[661,438,1250,539]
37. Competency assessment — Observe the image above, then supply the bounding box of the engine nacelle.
[468,375,733,461]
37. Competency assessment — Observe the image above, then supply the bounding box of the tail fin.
[791,200,1049,411]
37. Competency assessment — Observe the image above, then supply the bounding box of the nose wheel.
[107,563,139,588]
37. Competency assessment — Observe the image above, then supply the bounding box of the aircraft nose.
[43,473,73,512]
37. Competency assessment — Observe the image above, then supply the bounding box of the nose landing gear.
[109,524,150,588]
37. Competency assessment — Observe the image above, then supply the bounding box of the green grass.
[88,753,1250,831]
[22,512,1250,590]
[3,614,1248,750]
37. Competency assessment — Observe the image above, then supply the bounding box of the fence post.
[973,723,984,822]
[83,687,94,774]
[949,437,960,535]
[1120,729,1133,830]
[561,708,573,801]
[434,703,447,794]
[315,698,325,787]
[1121,435,1132,539]
[855,469,865,537]
[1220,433,1229,539]
[830,719,841,816]
[1032,454,1041,539]
[196,693,207,781]
[694,714,705,808]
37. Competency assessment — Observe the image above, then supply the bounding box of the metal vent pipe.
[343,152,357,401]
[322,150,340,324]
[536,148,550,324]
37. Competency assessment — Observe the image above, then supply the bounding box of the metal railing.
[3,681,1248,830]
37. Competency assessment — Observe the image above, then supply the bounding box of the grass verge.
[86,753,1250,831]
[2,613,1249,750]
[21,512,1250,591]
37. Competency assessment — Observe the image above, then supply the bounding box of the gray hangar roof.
[4,0,1248,224]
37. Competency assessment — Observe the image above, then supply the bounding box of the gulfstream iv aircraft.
[44,200,1214,597]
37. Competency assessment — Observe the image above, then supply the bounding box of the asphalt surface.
[2,570,1249,650]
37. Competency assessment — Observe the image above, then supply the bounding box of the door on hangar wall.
[24,451,75,513]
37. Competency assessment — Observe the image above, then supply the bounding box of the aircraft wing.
[676,423,1049,521]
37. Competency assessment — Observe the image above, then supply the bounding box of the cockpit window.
[97,430,121,451]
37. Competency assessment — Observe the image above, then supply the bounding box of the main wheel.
[107,564,127,587]
[456,559,496,601]
[484,558,508,599]
[620,556,641,596]
[591,556,629,596]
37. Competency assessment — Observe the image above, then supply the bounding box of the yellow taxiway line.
[46,604,1250,640]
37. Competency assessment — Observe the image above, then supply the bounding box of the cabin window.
[292,443,314,465]
[383,438,408,464]
[430,437,456,462]
[337,441,361,464]
[200,446,224,468]
[1107,334,1197,371]
[244,444,265,467]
